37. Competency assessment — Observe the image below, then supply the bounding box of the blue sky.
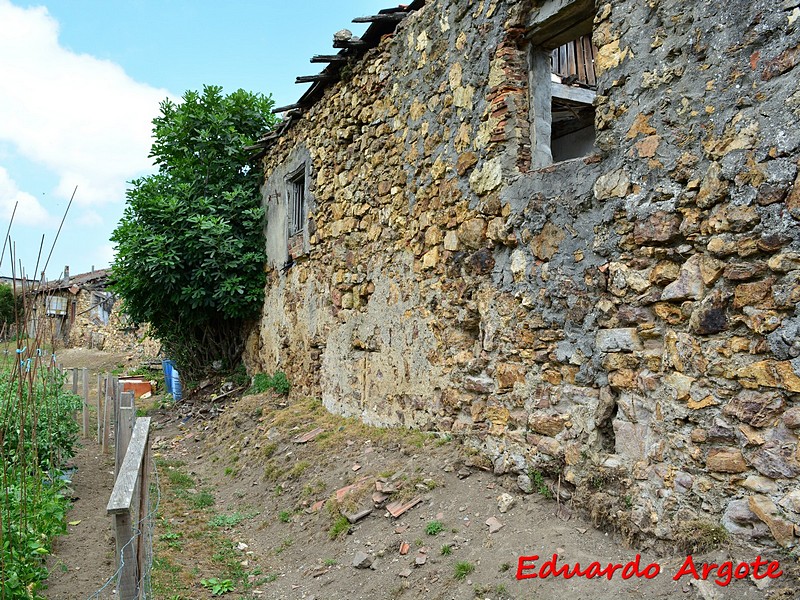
[0,0,386,279]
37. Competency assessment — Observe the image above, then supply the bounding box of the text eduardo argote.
[516,553,784,587]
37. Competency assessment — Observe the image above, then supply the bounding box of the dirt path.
[44,442,116,599]
[43,348,143,599]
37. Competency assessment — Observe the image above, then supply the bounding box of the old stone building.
[247,0,800,548]
[28,267,158,355]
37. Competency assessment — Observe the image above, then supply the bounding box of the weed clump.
[675,519,730,554]
[250,371,290,395]
[454,561,475,580]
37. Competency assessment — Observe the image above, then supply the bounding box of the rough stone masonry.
[245,0,800,549]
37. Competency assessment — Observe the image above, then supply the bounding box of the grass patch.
[190,490,215,509]
[440,544,452,556]
[278,510,292,523]
[287,460,310,479]
[529,469,552,499]
[166,468,195,489]
[675,519,730,554]
[329,515,351,540]
[209,511,257,529]
[454,561,475,580]
[425,520,444,535]
[250,371,291,395]
[274,537,293,555]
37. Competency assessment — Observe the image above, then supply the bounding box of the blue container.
[162,360,182,401]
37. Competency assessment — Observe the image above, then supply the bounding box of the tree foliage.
[0,284,19,327]
[110,85,276,375]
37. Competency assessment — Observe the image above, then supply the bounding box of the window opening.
[549,33,597,163]
[288,169,305,237]
[528,1,597,167]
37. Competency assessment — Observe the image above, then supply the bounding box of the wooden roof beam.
[311,54,349,63]
[352,13,407,23]
[333,37,367,49]
[295,73,338,84]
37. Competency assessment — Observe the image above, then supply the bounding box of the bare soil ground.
[42,348,146,600]
[39,349,800,600]
[147,393,799,600]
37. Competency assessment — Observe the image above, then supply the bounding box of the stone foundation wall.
[247,0,800,548]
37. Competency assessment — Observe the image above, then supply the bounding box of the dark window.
[288,169,305,237]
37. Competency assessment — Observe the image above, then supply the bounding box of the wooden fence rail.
[107,416,152,600]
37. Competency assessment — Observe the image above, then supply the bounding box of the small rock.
[457,467,471,479]
[497,493,515,513]
[485,516,504,534]
[748,495,795,547]
[415,554,427,566]
[517,474,533,494]
[398,568,412,578]
[352,551,373,569]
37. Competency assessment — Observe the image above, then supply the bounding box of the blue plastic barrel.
[162,360,174,394]
[162,360,182,401]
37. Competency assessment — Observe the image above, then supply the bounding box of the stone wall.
[247,0,800,548]
[31,290,160,358]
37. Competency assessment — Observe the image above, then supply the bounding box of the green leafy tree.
[110,85,276,376]
[0,284,19,327]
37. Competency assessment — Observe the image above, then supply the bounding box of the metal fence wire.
[86,455,160,600]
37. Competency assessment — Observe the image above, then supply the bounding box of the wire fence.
[86,454,160,600]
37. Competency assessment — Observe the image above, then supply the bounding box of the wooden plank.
[527,0,594,49]
[352,13,405,23]
[295,74,338,84]
[72,368,78,394]
[310,54,348,63]
[333,38,367,49]
[584,36,596,86]
[113,512,137,600]
[115,404,134,478]
[107,417,151,514]
[551,82,596,105]
[272,103,302,113]
[135,439,151,595]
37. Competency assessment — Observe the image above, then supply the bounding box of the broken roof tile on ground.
[292,427,325,443]
[386,497,422,518]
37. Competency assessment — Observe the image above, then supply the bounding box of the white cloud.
[74,209,103,227]
[0,166,51,226]
[0,1,173,207]
[95,242,116,268]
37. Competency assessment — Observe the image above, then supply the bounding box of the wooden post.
[136,438,151,589]
[116,392,135,478]
[112,376,120,441]
[107,417,151,600]
[81,367,89,437]
[97,373,102,443]
[71,368,78,422]
[112,512,137,600]
[102,374,111,454]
